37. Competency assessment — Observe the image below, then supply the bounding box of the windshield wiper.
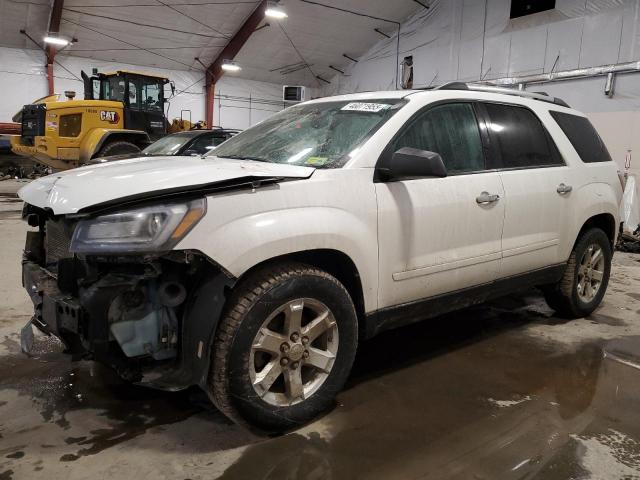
[218,154,270,163]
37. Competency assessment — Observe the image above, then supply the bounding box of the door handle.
[557,183,573,195]
[476,191,500,205]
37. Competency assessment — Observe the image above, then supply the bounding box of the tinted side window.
[549,111,612,163]
[392,103,484,174]
[484,103,562,169]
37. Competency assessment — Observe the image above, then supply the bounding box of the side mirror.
[378,147,447,182]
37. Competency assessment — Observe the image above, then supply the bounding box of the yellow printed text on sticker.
[306,156,329,166]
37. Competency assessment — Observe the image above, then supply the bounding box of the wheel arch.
[232,248,368,341]
[565,182,620,258]
[575,212,617,249]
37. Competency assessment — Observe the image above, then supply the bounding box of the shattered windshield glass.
[209,99,406,168]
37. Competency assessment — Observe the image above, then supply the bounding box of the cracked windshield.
[209,99,405,168]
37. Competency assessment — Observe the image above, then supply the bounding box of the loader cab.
[83,70,172,140]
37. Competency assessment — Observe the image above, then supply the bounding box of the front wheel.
[543,228,612,318]
[208,263,358,432]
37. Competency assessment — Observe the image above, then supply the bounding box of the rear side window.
[484,103,562,169]
[549,111,612,163]
[391,103,484,174]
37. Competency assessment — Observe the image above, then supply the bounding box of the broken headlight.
[70,198,206,253]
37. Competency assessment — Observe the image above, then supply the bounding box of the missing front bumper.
[20,252,235,390]
[22,260,83,343]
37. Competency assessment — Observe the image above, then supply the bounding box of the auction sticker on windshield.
[341,102,391,113]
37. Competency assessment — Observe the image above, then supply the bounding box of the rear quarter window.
[549,111,612,163]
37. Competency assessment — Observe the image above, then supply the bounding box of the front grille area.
[45,220,75,266]
[20,104,46,146]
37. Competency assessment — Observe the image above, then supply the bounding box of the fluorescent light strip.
[221,63,241,72]
[43,36,70,46]
[265,7,287,19]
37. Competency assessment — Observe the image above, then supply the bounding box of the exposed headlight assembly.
[70,198,206,253]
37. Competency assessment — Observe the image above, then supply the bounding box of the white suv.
[19,84,622,431]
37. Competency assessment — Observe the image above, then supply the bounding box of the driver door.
[375,102,505,309]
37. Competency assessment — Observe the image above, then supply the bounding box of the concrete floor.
[1,181,640,479]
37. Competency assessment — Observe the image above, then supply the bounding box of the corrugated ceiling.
[0,0,424,86]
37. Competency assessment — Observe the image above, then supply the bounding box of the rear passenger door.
[480,102,574,277]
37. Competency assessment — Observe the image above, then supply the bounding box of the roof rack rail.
[424,82,570,108]
[434,81,469,91]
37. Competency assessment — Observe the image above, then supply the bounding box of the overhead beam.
[45,0,65,94]
[205,0,268,126]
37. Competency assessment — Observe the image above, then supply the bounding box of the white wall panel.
[509,25,547,75]
[484,0,511,36]
[544,18,583,71]
[479,0,511,80]
[481,33,511,79]
[349,43,397,93]
[585,0,628,14]
[0,47,47,121]
[618,0,640,62]
[556,0,589,16]
[214,78,283,130]
[589,110,640,175]
[457,0,485,81]
[404,1,458,86]
[579,9,624,66]
[318,0,640,117]
[536,72,640,112]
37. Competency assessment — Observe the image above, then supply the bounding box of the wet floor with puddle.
[1,193,640,479]
[2,288,640,479]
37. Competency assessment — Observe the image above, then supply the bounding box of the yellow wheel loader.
[10,70,175,170]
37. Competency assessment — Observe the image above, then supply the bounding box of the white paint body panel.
[499,165,572,276]
[20,89,623,316]
[376,172,505,307]
[178,168,380,311]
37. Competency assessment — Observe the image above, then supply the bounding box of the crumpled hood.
[19,156,315,215]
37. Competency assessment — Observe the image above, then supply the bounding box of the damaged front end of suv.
[20,197,233,390]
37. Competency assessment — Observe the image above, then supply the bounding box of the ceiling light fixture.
[43,34,71,46]
[221,60,241,72]
[265,1,288,19]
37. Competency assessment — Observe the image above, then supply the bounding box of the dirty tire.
[97,140,140,157]
[208,262,358,432]
[543,228,612,318]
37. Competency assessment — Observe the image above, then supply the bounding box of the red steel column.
[46,62,55,95]
[45,0,64,95]
[205,0,268,126]
[205,79,214,127]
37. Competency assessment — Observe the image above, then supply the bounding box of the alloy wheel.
[249,298,339,406]
[576,243,605,302]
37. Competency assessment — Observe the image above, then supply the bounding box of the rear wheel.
[96,140,140,157]
[208,262,358,432]
[543,228,612,318]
